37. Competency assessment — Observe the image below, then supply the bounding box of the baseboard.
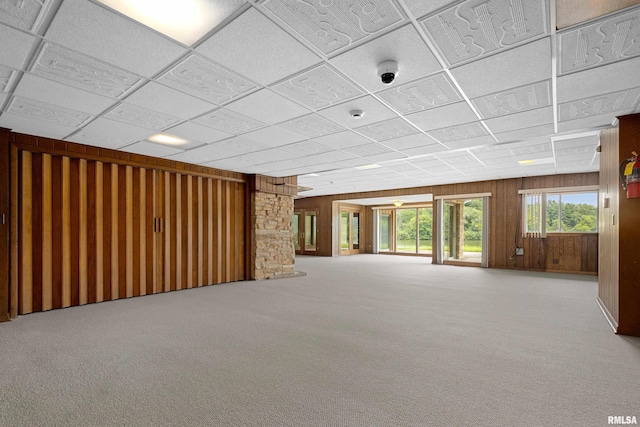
[596,296,618,333]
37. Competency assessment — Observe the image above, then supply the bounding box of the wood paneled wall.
[0,129,10,321]
[598,128,619,328]
[10,134,246,317]
[600,113,640,337]
[295,173,599,275]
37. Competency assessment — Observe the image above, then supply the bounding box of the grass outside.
[395,239,482,253]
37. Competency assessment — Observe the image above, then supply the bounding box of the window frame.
[519,186,599,237]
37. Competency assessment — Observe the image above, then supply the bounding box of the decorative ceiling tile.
[0,23,36,69]
[264,0,405,54]
[212,136,271,154]
[31,43,142,99]
[558,88,640,122]
[0,65,16,92]
[312,130,373,149]
[7,96,91,127]
[472,80,551,119]
[427,122,488,143]
[104,103,181,131]
[280,114,344,138]
[354,117,420,142]
[558,6,640,75]
[343,143,393,157]
[272,65,363,109]
[377,73,461,114]
[122,141,184,157]
[195,109,265,135]
[421,0,548,66]
[164,121,232,144]
[66,117,153,149]
[158,54,256,105]
[280,140,333,156]
[0,0,48,31]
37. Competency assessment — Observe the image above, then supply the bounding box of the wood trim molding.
[10,132,246,183]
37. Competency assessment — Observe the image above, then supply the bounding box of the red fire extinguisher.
[619,151,640,198]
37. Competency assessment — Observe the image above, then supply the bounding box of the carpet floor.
[0,255,638,427]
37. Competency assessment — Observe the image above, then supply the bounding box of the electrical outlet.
[515,247,524,255]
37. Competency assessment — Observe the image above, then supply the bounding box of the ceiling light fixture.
[393,200,403,207]
[148,133,188,146]
[97,0,242,45]
[350,109,364,119]
[518,159,535,165]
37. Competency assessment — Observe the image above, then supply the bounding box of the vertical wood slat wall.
[17,150,245,315]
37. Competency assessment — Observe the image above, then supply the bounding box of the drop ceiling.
[1,0,639,198]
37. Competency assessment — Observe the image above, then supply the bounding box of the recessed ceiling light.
[148,133,188,146]
[518,158,555,166]
[518,159,535,165]
[355,164,381,170]
[302,173,320,177]
[97,0,244,46]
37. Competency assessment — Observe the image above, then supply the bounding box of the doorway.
[436,196,489,267]
[294,210,317,255]
[340,208,362,255]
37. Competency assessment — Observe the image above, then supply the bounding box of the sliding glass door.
[294,209,317,255]
[340,209,361,255]
[437,196,488,266]
[375,206,432,255]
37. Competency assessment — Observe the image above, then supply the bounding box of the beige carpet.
[0,255,638,426]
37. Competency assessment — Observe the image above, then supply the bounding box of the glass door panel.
[379,213,391,252]
[293,212,301,252]
[304,211,317,252]
[441,198,483,264]
[340,212,350,250]
[352,213,360,250]
[395,208,416,253]
[417,207,432,254]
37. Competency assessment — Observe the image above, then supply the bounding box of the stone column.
[248,175,297,280]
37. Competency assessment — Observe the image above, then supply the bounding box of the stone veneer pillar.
[250,191,296,280]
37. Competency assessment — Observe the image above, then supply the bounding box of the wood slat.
[186,175,193,289]
[126,166,134,298]
[197,176,203,287]
[96,162,104,303]
[41,154,53,311]
[62,157,71,307]
[20,151,33,314]
[79,159,88,305]
[87,160,97,304]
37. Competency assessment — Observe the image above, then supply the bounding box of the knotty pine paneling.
[16,150,247,316]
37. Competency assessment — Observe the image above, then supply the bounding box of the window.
[521,188,598,237]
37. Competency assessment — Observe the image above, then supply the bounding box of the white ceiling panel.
[7,96,91,127]
[104,103,181,131]
[557,113,619,133]
[66,118,153,149]
[272,64,363,110]
[380,133,439,150]
[376,73,461,114]
[164,122,232,145]
[225,89,309,124]
[0,65,17,92]
[30,43,142,99]
[0,93,7,106]
[124,82,215,120]
[0,111,77,139]
[470,144,514,159]
[354,117,420,142]
[14,73,116,114]
[0,23,36,69]
[45,0,185,77]
[310,131,373,150]
[472,80,552,119]
[421,0,549,67]
[444,135,496,149]
[280,140,333,156]
[242,125,305,148]
[197,8,319,86]
[484,106,553,134]
[402,0,457,19]
[122,141,184,157]
[263,0,406,55]
[0,0,50,31]
[558,88,640,123]
[343,142,394,157]
[331,24,441,92]
[451,37,552,99]
[494,124,554,143]
[406,102,478,132]
[428,122,488,143]
[279,114,344,139]
[558,5,640,76]
[212,135,271,155]
[556,56,640,103]
[167,143,239,164]
[398,143,449,158]
[158,54,256,105]
[195,108,265,135]
[318,95,396,127]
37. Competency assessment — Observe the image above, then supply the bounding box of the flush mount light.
[302,173,320,177]
[518,158,555,166]
[97,0,244,46]
[148,133,188,146]
[350,109,364,119]
[518,159,535,165]
[355,164,381,170]
[393,200,404,207]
